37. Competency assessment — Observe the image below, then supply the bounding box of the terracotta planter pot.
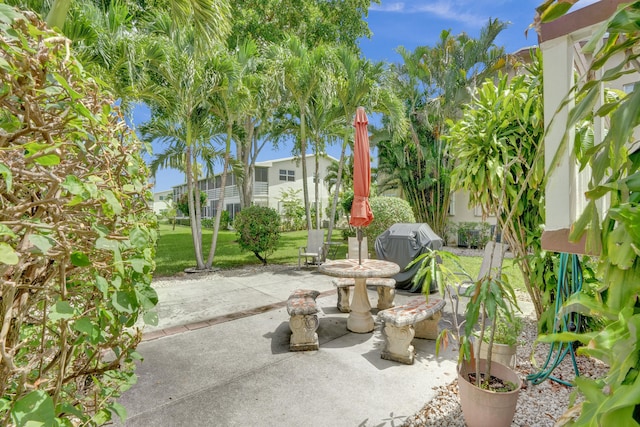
[477,342,517,370]
[457,359,521,427]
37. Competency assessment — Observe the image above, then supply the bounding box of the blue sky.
[148,0,598,191]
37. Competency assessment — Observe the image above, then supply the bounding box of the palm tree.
[325,157,353,194]
[379,19,509,237]
[204,39,257,268]
[139,18,226,270]
[270,36,328,230]
[326,46,407,242]
[45,0,231,52]
[306,87,345,229]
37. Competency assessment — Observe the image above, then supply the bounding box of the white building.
[170,155,338,223]
[152,189,172,215]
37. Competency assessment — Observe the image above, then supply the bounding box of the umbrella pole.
[357,227,363,265]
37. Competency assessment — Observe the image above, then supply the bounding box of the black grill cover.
[374,223,444,292]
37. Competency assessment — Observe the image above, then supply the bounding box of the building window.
[159,195,164,201]
[280,169,295,182]
[255,167,268,182]
[227,203,241,220]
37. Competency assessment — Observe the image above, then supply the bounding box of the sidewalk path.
[116,265,459,426]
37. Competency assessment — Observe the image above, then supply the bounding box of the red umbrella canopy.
[349,107,374,228]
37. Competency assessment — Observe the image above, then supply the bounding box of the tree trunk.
[327,138,348,243]
[238,117,255,209]
[314,146,320,230]
[186,144,205,269]
[206,126,233,268]
[299,110,312,230]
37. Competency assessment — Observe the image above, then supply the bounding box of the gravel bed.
[402,312,609,427]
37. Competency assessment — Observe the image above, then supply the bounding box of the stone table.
[319,258,400,333]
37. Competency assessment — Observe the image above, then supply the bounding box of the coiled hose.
[526,252,582,386]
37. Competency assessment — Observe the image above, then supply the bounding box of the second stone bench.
[377,297,446,364]
[286,289,321,351]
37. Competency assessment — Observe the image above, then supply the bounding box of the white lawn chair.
[298,229,325,269]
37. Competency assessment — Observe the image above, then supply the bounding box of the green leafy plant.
[201,211,229,230]
[234,206,281,265]
[534,2,640,425]
[0,7,157,426]
[454,221,492,249]
[279,188,306,231]
[446,57,549,320]
[462,257,520,389]
[431,59,547,391]
[482,313,523,347]
[177,191,207,218]
[364,196,416,249]
[409,249,471,360]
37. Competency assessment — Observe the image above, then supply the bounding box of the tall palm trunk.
[238,117,255,208]
[327,137,348,243]
[206,124,233,268]
[299,108,312,230]
[185,143,205,269]
[314,143,320,230]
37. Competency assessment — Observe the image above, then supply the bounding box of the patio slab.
[115,266,459,426]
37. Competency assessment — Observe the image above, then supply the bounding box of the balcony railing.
[206,182,268,201]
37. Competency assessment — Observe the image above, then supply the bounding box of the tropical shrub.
[365,197,416,249]
[203,211,230,230]
[446,58,548,319]
[0,7,157,426]
[452,221,492,248]
[278,188,305,231]
[177,191,206,217]
[234,206,281,265]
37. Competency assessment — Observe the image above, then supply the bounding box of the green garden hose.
[526,252,582,387]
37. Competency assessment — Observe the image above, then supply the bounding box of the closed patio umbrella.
[349,107,374,264]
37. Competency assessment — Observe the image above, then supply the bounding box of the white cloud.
[370,0,486,27]
[415,1,486,27]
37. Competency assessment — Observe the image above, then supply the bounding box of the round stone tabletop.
[319,258,400,279]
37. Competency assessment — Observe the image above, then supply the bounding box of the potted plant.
[476,312,523,370]
[458,261,522,427]
[410,244,522,427]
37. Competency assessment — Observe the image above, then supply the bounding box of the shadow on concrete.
[263,321,291,355]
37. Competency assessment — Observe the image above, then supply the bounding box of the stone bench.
[332,278,396,312]
[377,297,446,365]
[286,289,321,351]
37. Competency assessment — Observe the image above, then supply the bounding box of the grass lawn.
[442,254,525,292]
[153,223,525,291]
[154,224,349,276]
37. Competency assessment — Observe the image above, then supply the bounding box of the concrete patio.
[115,266,460,426]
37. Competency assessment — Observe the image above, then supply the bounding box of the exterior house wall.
[152,189,172,215]
[448,191,498,246]
[167,155,337,223]
[539,0,633,253]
